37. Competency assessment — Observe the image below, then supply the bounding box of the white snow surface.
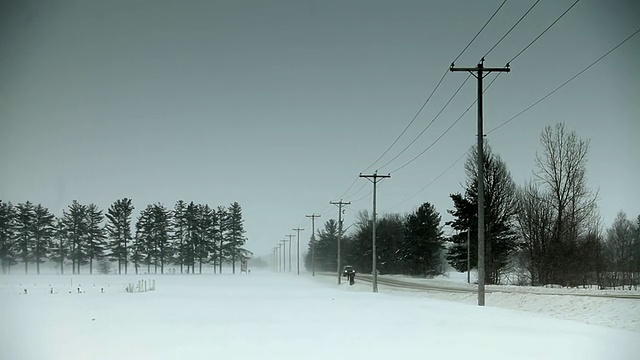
[1,271,639,360]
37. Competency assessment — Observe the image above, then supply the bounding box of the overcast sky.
[1,0,638,258]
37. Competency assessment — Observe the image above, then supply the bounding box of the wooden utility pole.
[450,58,510,306]
[330,200,350,284]
[292,227,304,275]
[359,171,390,293]
[286,234,295,272]
[306,214,321,276]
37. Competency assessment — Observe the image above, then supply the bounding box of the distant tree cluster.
[0,199,250,275]
[306,202,446,277]
[305,123,639,289]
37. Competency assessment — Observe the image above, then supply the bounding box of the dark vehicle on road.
[342,265,355,277]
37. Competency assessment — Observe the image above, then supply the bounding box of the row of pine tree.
[0,199,249,275]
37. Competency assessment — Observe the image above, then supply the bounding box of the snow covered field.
[1,271,639,360]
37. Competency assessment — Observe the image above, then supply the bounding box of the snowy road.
[355,273,640,299]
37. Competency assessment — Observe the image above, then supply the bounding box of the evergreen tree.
[0,200,17,274]
[400,202,445,276]
[183,202,199,273]
[447,144,519,284]
[15,202,35,274]
[62,200,88,274]
[195,204,216,274]
[106,198,134,274]
[49,218,68,274]
[152,203,171,274]
[172,200,188,274]
[217,206,228,273]
[313,219,339,272]
[375,214,405,275]
[32,204,55,274]
[226,202,246,274]
[343,211,372,274]
[85,204,107,274]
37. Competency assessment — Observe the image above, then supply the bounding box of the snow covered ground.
[1,271,639,360]
[371,270,640,332]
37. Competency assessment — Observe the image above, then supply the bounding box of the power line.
[361,0,508,173]
[382,147,472,213]
[453,0,509,64]
[488,27,640,134]
[377,74,472,171]
[388,73,503,174]
[484,0,541,59]
[508,0,581,64]
[361,69,449,173]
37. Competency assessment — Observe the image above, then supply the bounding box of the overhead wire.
[361,0,509,173]
[382,147,473,214]
[508,0,581,64]
[388,73,503,174]
[483,0,541,59]
[360,69,449,173]
[376,73,472,171]
[452,0,509,64]
[488,27,640,134]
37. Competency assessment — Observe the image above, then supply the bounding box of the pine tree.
[63,201,88,274]
[447,144,519,284]
[15,202,35,274]
[400,202,445,276]
[106,198,134,274]
[0,200,17,274]
[226,202,246,274]
[217,206,228,273]
[313,219,339,272]
[85,204,107,274]
[172,200,188,274]
[32,204,55,274]
[49,218,68,274]
[152,203,171,274]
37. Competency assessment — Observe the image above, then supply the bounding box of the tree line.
[0,199,249,275]
[306,123,640,289]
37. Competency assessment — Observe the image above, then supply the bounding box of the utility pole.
[450,58,510,306]
[286,234,295,272]
[306,214,321,276]
[467,228,471,284]
[277,243,283,272]
[330,200,350,284]
[281,240,288,273]
[293,227,304,275]
[359,170,390,293]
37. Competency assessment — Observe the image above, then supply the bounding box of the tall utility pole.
[359,171,390,293]
[278,243,284,272]
[273,247,278,272]
[330,200,350,284]
[286,234,295,272]
[293,227,304,275]
[306,214,321,276]
[281,239,288,273]
[450,58,510,306]
[467,228,471,284]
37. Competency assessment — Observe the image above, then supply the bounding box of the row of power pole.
[269,59,507,308]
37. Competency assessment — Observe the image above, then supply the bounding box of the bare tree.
[531,123,599,286]
[606,211,636,289]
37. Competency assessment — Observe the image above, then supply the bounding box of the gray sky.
[1,0,639,258]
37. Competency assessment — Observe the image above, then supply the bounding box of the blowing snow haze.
[0,1,639,258]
